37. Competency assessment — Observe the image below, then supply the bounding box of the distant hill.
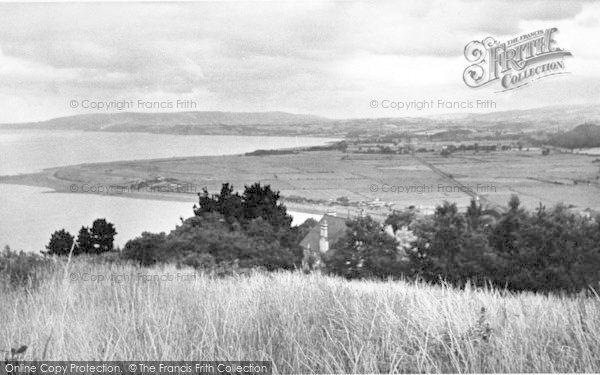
[417,104,600,132]
[1,104,599,136]
[549,123,600,149]
[1,111,330,131]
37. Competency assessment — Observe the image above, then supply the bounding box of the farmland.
[2,147,599,217]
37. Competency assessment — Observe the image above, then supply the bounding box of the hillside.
[1,111,330,132]
[549,123,600,148]
[1,104,599,136]
[2,259,599,373]
[432,104,600,131]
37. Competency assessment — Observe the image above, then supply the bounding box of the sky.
[0,0,599,123]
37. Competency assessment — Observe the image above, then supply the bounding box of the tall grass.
[1,259,599,373]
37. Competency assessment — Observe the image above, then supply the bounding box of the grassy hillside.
[2,104,599,136]
[0,111,330,133]
[550,123,600,148]
[2,259,599,373]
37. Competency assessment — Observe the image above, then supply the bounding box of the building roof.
[299,214,348,250]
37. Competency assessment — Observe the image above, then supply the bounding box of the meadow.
[2,258,599,373]
[4,149,599,219]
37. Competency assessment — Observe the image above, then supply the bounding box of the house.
[300,209,349,271]
[300,208,419,271]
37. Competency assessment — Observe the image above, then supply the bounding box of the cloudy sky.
[0,0,598,122]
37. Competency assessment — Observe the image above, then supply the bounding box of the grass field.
[2,259,599,373]
[2,149,599,218]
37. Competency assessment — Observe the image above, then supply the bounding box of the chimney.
[360,209,367,218]
[319,220,329,253]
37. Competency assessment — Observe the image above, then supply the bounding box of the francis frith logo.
[463,28,572,91]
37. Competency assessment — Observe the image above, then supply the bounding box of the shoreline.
[0,165,346,218]
[0,157,394,221]
[0,132,345,216]
[3,142,599,222]
[0,172,380,220]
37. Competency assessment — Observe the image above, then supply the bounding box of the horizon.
[1,102,599,125]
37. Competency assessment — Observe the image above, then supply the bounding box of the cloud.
[0,1,597,122]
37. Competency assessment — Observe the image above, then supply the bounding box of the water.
[0,129,334,175]
[0,130,330,251]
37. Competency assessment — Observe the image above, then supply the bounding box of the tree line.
[326,196,600,294]
[43,182,600,294]
[45,218,117,256]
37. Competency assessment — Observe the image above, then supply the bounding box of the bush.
[122,212,301,271]
[45,229,74,256]
[121,232,168,266]
[179,252,216,270]
[0,247,55,289]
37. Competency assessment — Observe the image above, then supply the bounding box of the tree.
[384,210,416,232]
[296,218,318,241]
[194,182,292,231]
[242,183,292,230]
[75,226,93,254]
[465,198,483,230]
[217,183,244,222]
[194,183,243,223]
[90,218,117,254]
[489,202,600,293]
[410,202,467,283]
[45,229,74,256]
[490,195,524,257]
[245,217,300,269]
[324,216,403,279]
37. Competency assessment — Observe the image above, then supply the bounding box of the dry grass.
[1,259,599,373]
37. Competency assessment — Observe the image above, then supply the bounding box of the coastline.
[0,168,379,220]
[0,161,350,218]
[3,145,599,222]
[0,150,394,221]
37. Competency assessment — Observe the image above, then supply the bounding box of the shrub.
[122,212,300,271]
[0,246,55,289]
[44,229,74,256]
[121,232,168,266]
[179,252,216,269]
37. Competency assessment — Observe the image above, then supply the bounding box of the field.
[2,259,599,373]
[3,148,599,217]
